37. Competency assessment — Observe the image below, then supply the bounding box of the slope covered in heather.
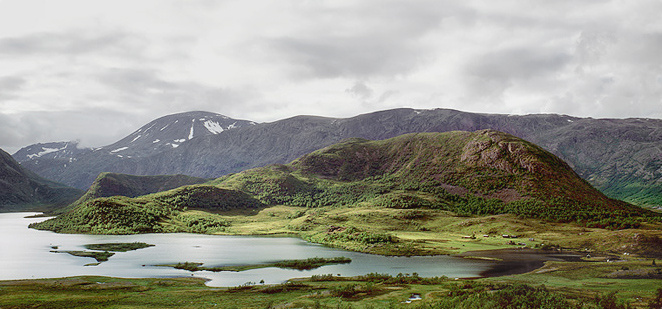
[213,130,647,227]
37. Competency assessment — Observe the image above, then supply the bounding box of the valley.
[2,114,661,308]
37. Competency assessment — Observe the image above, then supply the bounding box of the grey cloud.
[0,109,146,154]
[267,34,430,79]
[94,67,258,116]
[0,76,26,101]
[468,48,572,81]
[0,31,146,58]
[464,48,572,99]
[345,81,373,100]
[261,1,464,79]
[575,31,616,71]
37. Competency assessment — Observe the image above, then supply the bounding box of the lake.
[0,212,494,287]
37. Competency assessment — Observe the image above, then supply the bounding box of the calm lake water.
[0,212,494,287]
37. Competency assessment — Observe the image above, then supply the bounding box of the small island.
[51,242,154,263]
[158,257,352,272]
[84,242,155,252]
[51,250,115,263]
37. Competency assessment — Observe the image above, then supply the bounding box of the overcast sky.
[1,0,661,153]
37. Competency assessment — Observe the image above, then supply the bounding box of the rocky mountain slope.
[32,130,653,235]
[0,148,83,211]
[14,108,662,207]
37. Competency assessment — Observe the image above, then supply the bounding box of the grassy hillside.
[57,172,210,214]
[32,130,661,256]
[33,185,265,234]
[212,130,649,228]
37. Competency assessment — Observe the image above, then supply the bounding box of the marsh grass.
[1,268,658,309]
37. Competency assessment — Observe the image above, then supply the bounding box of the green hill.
[32,130,658,253]
[212,130,648,228]
[57,172,211,214]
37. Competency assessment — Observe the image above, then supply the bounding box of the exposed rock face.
[12,108,662,207]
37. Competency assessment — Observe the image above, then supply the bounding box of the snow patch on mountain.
[27,147,64,159]
[203,120,225,134]
[188,120,195,140]
[110,147,129,153]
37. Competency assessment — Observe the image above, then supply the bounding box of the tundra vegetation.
[1,267,660,308]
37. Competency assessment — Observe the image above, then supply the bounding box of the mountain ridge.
[13,108,662,208]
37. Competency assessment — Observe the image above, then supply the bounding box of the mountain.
[102,111,257,157]
[14,111,256,189]
[13,108,662,208]
[32,130,652,235]
[0,148,83,211]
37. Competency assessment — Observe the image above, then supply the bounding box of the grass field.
[174,205,662,258]
[1,261,660,309]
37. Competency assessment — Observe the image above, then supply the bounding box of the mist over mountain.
[13,108,662,207]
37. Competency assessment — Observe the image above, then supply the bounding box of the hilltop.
[57,172,211,214]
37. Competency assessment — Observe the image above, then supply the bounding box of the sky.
[1,0,661,154]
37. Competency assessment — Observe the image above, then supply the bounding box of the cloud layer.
[1,0,661,153]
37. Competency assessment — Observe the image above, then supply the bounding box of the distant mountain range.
[13,108,662,207]
[0,148,82,211]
